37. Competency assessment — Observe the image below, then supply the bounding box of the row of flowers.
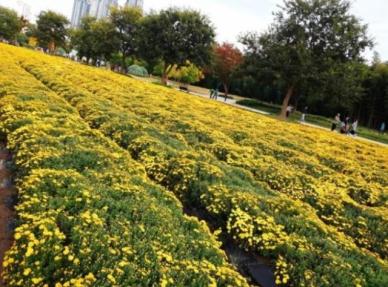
[12,45,388,286]
[0,44,248,287]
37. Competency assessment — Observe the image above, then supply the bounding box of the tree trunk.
[279,86,294,119]
[161,63,173,85]
[161,62,169,85]
[294,94,300,111]
[48,41,55,54]
[223,83,229,101]
[122,54,127,74]
[367,96,376,128]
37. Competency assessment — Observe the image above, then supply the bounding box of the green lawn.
[237,99,388,145]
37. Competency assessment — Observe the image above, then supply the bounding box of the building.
[126,0,144,9]
[71,0,91,27]
[71,0,118,27]
[89,0,118,20]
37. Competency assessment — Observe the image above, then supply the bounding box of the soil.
[0,142,15,286]
[184,206,275,287]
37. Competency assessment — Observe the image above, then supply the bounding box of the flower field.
[0,45,247,287]
[0,44,387,286]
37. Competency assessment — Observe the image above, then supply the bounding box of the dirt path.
[0,142,15,286]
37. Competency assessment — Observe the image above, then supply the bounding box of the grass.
[237,99,388,145]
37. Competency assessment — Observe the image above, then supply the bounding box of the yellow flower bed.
[1,44,387,286]
[0,45,248,287]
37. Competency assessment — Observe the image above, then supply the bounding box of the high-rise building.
[71,0,91,27]
[89,0,118,20]
[71,0,118,27]
[126,0,144,9]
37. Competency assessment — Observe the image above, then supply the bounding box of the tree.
[71,17,119,64]
[90,19,119,63]
[213,43,243,97]
[359,59,388,128]
[110,6,142,73]
[0,6,22,41]
[139,8,215,85]
[241,0,372,119]
[70,17,98,62]
[35,10,69,53]
[169,61,204,85]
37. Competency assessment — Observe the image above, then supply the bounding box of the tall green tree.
[71,17,118,64]
[0,6,22,41]
[110,6,142,73]
[359,59,388,127]
[35,10,69,53]
[139,8,215,85]
[90,19,119,63]
[241,0,372,119]
[70,17,98,62]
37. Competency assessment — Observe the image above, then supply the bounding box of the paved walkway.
[178,88,387,148]
[299,122,387,147]
[185,90,271,115]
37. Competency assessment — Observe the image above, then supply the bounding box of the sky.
[1,0,387,60]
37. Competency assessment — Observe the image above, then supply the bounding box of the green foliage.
[139,8,215,83]
[128,64,148,77]
[21,47,387,286]
[16,33,28,46]
[109,52,134,67]
[169,61,203,84]
[71,17,119,62]
[70,17,97,61]
[240,0,372,117]
[0,44,247,287]
[0,6,22,41]
[90,19,119,62]
[110,6,142,72]
[359,59,388,128]
[35,10,69,52]
[152,61,164,76]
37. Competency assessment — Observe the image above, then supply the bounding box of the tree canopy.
[240,0,372,118]
[213,42,243,96]
[169,61,204,85]
[110,6,142,72]
[139,8,215,84]
[0,6,22,41]
[71,16,119,63]
[70,17,97,61]
[359,58,388,127]
[35,10,69,52]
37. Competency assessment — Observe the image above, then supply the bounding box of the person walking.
[209,89,214,99]
[286,105,293,118]
[344,116,351,134]
[300,106,308,122]
[350,119,358,136]
[214,88,219,100]
[331,113,341,131]
[380,122,386,134]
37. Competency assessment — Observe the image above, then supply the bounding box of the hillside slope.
[0,44,387,286]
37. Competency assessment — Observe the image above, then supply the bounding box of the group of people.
[331,114,359,135]
[209,88,219,100]
[209,88,228,102]
[332,114,386,136]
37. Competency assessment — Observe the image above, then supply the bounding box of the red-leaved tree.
[213,42,243,97]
